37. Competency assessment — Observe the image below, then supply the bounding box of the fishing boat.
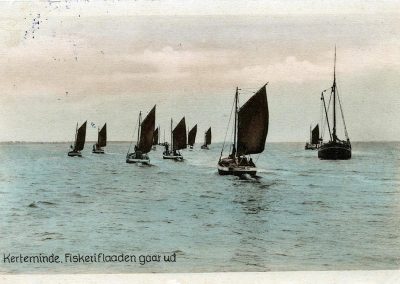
[305,124,319,150]
[201,127,211,149]
[187,124,197,149]
[68,121,87,157]
[218,84,269,176]
[93,123,107,154]
[318,48,351,160]
[126,106,156,164]
[163,117,186,161]
[152,127,159,150]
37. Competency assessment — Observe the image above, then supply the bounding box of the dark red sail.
[173,117,187,150]
[138,105,156,153]
[188,124,197,146]
[74,121,87,151]
[97,123,107,147]
[205,127,211,145]
[237,85,269,155]
[311,124,319,145]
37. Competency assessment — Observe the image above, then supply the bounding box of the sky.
[0,0,399,142]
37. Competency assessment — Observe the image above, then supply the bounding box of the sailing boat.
[305,124,319,150]
[126,105,156,164]
[318,48,351,160]
[68,121,87,157]
[201,127,211,149]
[187,124,197,149]
[93,123,107,154]
[163,117,186,160]
[152,126,159,150]
[218,84,269,176]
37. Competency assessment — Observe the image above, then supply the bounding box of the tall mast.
[137,111,142,147]
[332,46,337,141]
[233,87,238,157]
[74,122,78,149]
[97,126,100,145]
[170,118,173,150]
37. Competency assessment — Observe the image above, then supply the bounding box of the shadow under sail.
[201,127,212,150]
[126,105,156,164]
[163,117,186,161]
[218,84,269,176]
[93,123,107,154]
[318,47,351,160]
[188,124,197,149]
[68,121,87,157]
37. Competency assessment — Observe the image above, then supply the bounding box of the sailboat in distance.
[305,124,319,150]
[188,124,197,149]
[93,123,107,154]
[218,84,269,176]
[68,121,87,157]
[201,127,211,150]
[152,126,159,150]
[126,105,156,164]
[318,48,351,160]
[163,117,186,161]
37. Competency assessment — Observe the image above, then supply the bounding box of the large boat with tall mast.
[93,123,107,154]
[305,124,319,150]
[68,121,87,157]
[188,124,197,149]
[218,84,269,176]
[201,127,211,150]
[318,48,351,160]
[126,105,156,164]
[163,117,186,160]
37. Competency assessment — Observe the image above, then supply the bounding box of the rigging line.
[127,114,140,155]
[220,94,236,159]
[336,88,349,140]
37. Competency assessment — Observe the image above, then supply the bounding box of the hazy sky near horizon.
[0,1,399,142]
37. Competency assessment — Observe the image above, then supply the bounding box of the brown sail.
[311,124,319,145]
[74,121,87,151]
[205,127,211,145]
[237,85,269,155]
[188,124,197,146]
[97,123,107,147]
[153,127,159,145]
[173,117,187,150]
[138,105,156,153]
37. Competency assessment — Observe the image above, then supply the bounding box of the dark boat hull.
[318,142,351,160]
[217,158,257,176]
[68,151,82,157]
[201,145,209,150]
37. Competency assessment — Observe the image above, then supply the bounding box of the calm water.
[0,142,399,273]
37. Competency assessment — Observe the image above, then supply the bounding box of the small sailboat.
[152,126,159,150]
[318,48,351,160]
[68,121,87,157]
[163,117,186,160]
[201,127,211,149]
[126,105,156,164]
[187,124,197,149]
[93,123,107,154]
[305,124,319,150]
[218,84,269,176]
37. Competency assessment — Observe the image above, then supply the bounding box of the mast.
[74,122,78,149]
[310,125,312,144]
[137,111,142,147]
[232,87,238,157]
[332,46,337,141]
[97,126,100,146]
[170,118,173,150]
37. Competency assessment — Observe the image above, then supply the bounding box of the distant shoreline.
[0,141,398,144]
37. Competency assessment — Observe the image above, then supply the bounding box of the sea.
[0,142,399,273]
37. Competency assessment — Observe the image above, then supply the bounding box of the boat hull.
[318,142,351,160]
[305,143,318,150]
[126,158,150,164]
[217,163,257,176]
[163,154,183,161]
[201,145,209,150]
[68,151,82,157]
[92,149,105,154]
